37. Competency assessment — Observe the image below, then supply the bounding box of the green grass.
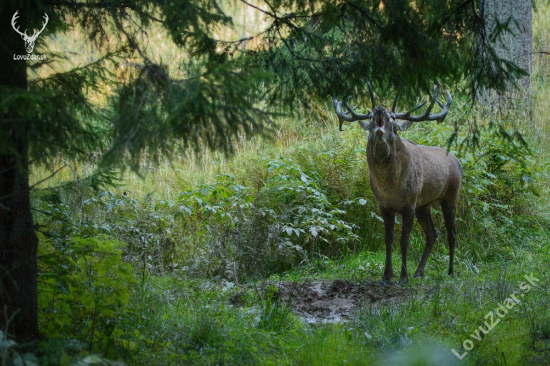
[84,221,549,365]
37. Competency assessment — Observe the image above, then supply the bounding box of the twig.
[31,207,76,227]
[43,1,163,22]
[239,0,275,17]
[29,166,66,190]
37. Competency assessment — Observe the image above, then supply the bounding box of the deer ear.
[358,120,374,131]
[395,120,412,131]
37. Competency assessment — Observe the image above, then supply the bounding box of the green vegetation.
[25,104,549,364]
[2,1,550,366]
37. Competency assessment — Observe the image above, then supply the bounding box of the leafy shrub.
[38,235,136,352]
[0,330,38,366]
[96,191,178,275]
[0,331,123,366]
[261,157,358,252]
[291,131,382,252]
[160,158,359,280]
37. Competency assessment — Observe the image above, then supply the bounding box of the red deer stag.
[332,85,462,284]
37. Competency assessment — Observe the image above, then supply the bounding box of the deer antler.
[394,85,452,123]
[332,96,373,131]
[366,79,376,111]
[11,11,28,38]
[332,79,377,131]
[11,11,48,41]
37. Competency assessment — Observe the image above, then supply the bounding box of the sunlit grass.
[532,1,550,153]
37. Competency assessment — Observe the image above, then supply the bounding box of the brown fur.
[364,110,462,283]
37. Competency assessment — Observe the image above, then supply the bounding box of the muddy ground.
[232,279,413,323]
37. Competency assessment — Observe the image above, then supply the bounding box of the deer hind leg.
[441,200,458,276]
[399,206,415,284]
[414,205,437,278]
[381,207,395,283]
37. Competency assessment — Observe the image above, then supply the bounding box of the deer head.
[332,84,452,160]
[11,11,49,54]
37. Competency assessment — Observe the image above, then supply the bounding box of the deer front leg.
[381,207,395,283]
[399,206,415,284]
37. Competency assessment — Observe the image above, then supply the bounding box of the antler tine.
[391,93,399,113]
[332,96,372,131]
[394,100,426,119]
[366,79,376,110]
[11,11,27,37]
[429,90,452,123]
[39,13,48,34]
[332,96,349,131]
[344,99,371,120]
[394,85,452,123]
[406,85,439,121]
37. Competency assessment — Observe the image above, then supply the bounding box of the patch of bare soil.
[271,279,411,323]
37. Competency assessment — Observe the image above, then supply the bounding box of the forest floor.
[234,279,412,324]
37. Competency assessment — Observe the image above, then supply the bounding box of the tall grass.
[532,2,550,155]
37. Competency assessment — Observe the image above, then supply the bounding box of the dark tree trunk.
[484,0,532,89]
[0,6,39,345]
[482,0,533,109]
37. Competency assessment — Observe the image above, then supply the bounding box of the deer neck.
[367,135,410,186]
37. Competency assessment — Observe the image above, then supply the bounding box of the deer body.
[368,139,461,211]
[333,85,462,283]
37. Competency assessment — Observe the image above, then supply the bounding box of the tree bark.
[482,0,532,108]
[0,6,39,345]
